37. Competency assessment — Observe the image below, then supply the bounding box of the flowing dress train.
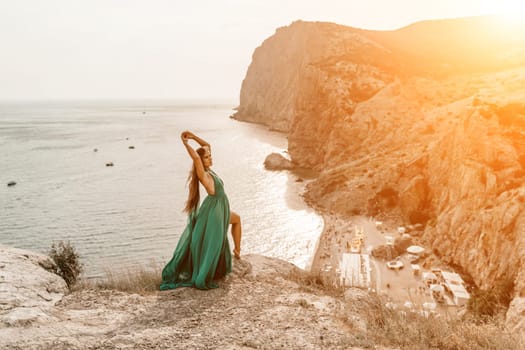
[160,170,231,290]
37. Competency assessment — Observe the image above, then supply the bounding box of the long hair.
[183,147,207,214]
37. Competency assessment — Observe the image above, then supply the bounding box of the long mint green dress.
[160,170,232,290]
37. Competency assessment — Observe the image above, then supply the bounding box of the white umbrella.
[406,245,425,255]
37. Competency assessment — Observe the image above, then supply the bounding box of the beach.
[309,212,453,311]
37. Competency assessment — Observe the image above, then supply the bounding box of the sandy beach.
[310,213,453,312]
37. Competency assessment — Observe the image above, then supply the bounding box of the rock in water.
[264,153,293,170]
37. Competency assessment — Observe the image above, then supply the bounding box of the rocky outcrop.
[0,248,393,350]
[0,244,68,327]
[235,16,525,334]
[234,21,395,166]
[264,152,293,170]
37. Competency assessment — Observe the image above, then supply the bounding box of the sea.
[0,100,323,278]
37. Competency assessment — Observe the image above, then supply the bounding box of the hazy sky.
[0,0,519,102]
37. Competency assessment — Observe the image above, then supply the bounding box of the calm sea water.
[0,101,323,278]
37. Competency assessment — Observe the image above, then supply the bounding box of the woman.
[160,131,242,290]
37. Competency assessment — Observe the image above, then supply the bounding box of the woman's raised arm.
[185,131,210,152]
[181,131,215,195]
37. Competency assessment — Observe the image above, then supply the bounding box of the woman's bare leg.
[230,211,242,259]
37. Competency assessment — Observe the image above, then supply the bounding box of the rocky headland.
[233,16,525,336]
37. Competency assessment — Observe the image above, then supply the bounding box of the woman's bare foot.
[233,249,241,260]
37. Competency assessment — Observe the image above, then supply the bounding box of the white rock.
[0,244,67,327]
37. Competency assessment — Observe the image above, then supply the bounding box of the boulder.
[264,153,293,170]
[0,244,68,326]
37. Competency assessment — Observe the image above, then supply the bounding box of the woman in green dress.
[160,131,242,290]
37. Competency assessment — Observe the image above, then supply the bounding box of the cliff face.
[305,74,525,298]
[233,20,322,132]
[233,20,394,138]
[235,17,525,333]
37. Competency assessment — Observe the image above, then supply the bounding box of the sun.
[479,0,525,34]
[484,0,525,21]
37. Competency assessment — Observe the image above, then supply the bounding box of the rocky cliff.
[234,16,525,334]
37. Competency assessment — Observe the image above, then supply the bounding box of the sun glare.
[488,0,525,23]
[479,0,525,36]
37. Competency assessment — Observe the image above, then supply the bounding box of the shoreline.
[304,199,446,309]
[0,104,317,279]
[308,212,393,276]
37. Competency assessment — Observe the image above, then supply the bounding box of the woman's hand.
[181,130,209,149]
[181,131,191,142]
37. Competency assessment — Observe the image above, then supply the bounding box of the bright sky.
[0,0,521,102]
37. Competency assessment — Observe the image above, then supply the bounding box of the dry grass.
[74,260,523,349]
[341,292,524,350]
[79,260,162,294]
[286,267,346,297]
[286,270,522,349]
